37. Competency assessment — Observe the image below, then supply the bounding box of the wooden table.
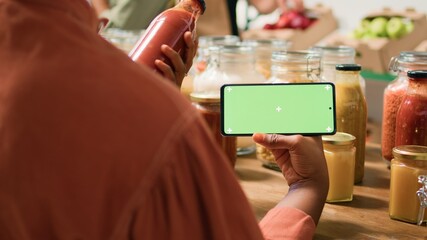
[235,144,427,239]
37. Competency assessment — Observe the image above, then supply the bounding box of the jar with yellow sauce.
[256,51,321,171]
[322,132,356,203]
[335,64,367,184]
[389,145,427,225]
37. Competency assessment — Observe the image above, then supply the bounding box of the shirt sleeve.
[259,207,316,240]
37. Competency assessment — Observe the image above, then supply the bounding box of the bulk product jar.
[335,64,367,184]
[181,35,240,99]
[257,50,321,171]
[193,45,266,96]
[242,39,291,79]
[190,94,237,166]
[310,45,366,94]
[389,145,427,224]
[322,132,356,203]
[195,35,240,74]
[395,70,427,149]
[382,52,427,163]
[191,45,266,166]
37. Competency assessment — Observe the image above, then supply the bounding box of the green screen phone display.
[220,83,336,136]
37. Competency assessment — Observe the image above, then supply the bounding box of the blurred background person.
[91,0,175,30]
[197,0,303,36]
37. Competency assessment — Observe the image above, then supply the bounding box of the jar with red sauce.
[190,94,237,166]
[382,52,427,163]
[395,70,427,148]
[128,0,206,73]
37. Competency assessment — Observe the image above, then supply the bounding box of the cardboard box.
[324,8,427,73]
[241,4,338,50]
[415,40,427,51]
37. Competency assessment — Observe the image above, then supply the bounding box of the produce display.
[352,16,414,39]
[263,10,317,30]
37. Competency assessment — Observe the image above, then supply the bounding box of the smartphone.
[220,83,336,136]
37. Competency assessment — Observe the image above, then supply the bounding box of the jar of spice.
[322,132,356,203]
[389,145,427,224]
[335,64,367,184]
[257,50,321,171]
[382,52,427,163]
[395,70,427,148]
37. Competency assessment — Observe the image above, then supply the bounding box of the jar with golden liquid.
[389,145,427,225]
[322,133,356,203]
[335,64,367,184]
[256,51,321,171]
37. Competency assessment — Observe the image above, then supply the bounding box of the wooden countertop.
[235,144,427,239]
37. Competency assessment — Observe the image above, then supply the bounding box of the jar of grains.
[381,52,427,163]
[257,50,321,171]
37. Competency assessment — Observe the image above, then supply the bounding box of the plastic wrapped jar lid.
[392,145,427,161]
[322,132,356,146]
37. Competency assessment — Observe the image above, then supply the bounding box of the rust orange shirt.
[0,0,315,239]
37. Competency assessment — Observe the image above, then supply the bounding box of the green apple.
[361,19,371,30]
[386,17,407,39]
[369,17,388,37]
[352,26,366,39]
[405,20,414,34]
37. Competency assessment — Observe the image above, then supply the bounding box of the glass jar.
[257,50,321,171]
[242,39,291,79]
[322,132,356,203]
[193,45,266,96]
[390,145,427,224]
[267,50,321,83]
[181,36,240,99]
[382,52,427,163]
[310,45,366,94]
[191,94,237,166]
[195,35,240,74]
[192,45,265,164]
[335,64,367,184]
[395,70,427,148]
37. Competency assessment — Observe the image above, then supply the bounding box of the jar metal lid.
[190,92,220,102]
[407,70,427,79]
[393,145,427,161]
[322,132,356,145]
[335,64,362,71]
